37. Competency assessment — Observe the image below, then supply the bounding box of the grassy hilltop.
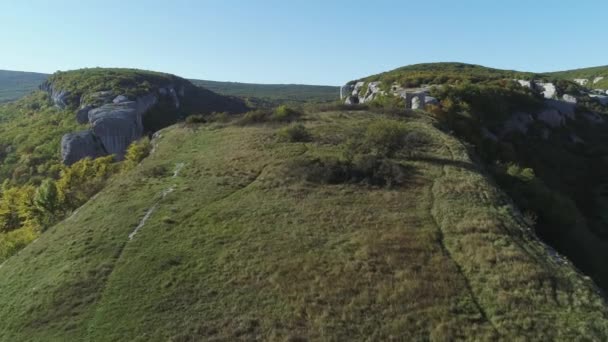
[0,110,606,340]
[0,64,607,340]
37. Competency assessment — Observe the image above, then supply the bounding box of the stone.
[344,96,359,105]
[594,77,605,84]
[573,79,589,86]
[570,134,584,144]
[545,99,576,119]
[503,112,534,134]
[361,81,383,103]
[590,94,608,106]
[61,131,107,165]
[516,80,533,88]
[340,84,354,100]
[76,105,93,124]
[562,94,577,104]
[113,95,130,103]
[404,91,427,110]
[87,94,158,160]
[352,82,365,96]
[425,96,439,106]
[535,82,557,99]
[537,109,565,127]
[39,81,74,108]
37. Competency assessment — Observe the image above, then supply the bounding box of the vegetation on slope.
[357,62,608,291]
[0,68,247,264]
[191,79,339,106]
[0,70,48,103]
[0,109,606,340]
[549,65,608,89]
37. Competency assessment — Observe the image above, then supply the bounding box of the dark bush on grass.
[185,114,207,125]
[277,124,311,142]
[288,155,410,187]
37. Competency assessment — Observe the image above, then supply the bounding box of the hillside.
[0,70,49,103]
[0,69,338,105]
[549,66,608,89]
[345,62,608,292]
[0,110,606,340]
[191,79,339,105]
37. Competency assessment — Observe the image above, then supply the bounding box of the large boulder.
[562,94,578,104]
[87,94,158,159]
[594,77,605,84]
[61,131,107,165]
[537,109,565,127]
[545,99,575,119]
[503,112,534,135]
[535,82,557,99]
[573,79,589,86]
[590,94,608,106]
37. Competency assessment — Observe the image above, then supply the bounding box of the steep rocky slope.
[0,110,607,340]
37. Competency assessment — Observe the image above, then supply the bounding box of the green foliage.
[46,68,184,108]
[238,105,302,125]
[361,119,409,157]
[57,156,116,209]
[276,123,311,142]
[123,138,152,171]
[365,62,540,88]
[34,179,61,218]
[191,79,338,105]
[548,65,608,89]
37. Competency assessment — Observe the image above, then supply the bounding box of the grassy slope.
[549,66,608,88]
[0,70,49,103]
[0,111,605,341]
[191,79,339,104]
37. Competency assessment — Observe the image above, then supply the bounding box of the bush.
[238,105,302,125]
[123,138,152,171]
[363,120,409,157]
[277,124,311,142]
[185,114,207,125]
[287,155,410,187]
[272,105,300,121]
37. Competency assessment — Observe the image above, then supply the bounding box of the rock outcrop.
[59,86,182,164]
[39,81,71,108]
[341,80,434,109]
[61,131,107,165]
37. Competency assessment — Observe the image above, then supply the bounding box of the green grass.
[0,110,605,341]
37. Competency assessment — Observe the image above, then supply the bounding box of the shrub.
[272,105,301,121]
[123,138,152,171]
[185,114,207,125]
[287,155,410,187]
[363,120,409,157]
[277,124,311,142]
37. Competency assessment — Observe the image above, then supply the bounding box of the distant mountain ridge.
[0,70,49,103]
[0,69,338,104]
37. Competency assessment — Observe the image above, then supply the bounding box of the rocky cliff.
[40,69,247,164]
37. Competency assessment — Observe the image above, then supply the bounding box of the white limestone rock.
[573,79,589,86]
[562,94,578,104]
[593,77,605,84]
[535,82,557,99]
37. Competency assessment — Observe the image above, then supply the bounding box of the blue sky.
[1,0,607,85]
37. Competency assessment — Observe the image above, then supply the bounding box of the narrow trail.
[87,162,183,338]
[428,137,500,336]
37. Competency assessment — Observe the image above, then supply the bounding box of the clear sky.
[1,0,607,85]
